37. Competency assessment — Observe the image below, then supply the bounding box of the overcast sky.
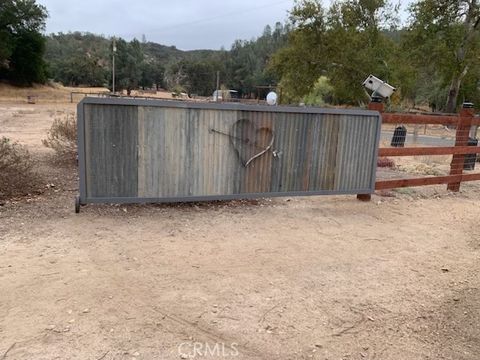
[36,0,412,51]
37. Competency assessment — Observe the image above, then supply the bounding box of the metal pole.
[112,38,116,94]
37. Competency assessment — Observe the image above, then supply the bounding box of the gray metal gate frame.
[76,97,381,210]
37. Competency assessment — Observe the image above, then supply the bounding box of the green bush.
[303,77,334,107]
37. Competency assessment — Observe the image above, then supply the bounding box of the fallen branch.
[259,304,280,323]
[96,351,109,360]
[1,343,16,360]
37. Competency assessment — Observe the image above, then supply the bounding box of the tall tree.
[406,0,480,112]
[166,59,217,96]
[139,59,165,90]
[270,1,329,102]
[46,32,109,86]
[9,30,47,84]
[0,0,48,84]
[225,23,289,97]
[271,0,398,104]
[115,39,144,94]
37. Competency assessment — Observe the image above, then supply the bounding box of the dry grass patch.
[0,83,109,103]
[0,137,42,201]
[42,113,77,162]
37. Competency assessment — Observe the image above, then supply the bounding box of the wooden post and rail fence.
[72,93,479,202]
[358,101,480,201]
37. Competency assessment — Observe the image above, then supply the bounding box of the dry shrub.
[42,113,77,162]
[398,163,443,176]
[377,157,395,168]
[0,137,41,200]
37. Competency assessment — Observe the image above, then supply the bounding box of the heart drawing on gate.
[230,119,275,167]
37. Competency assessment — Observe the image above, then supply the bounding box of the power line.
[117,0,292,38]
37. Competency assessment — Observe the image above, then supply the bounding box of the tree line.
[272,0,480,113]
[0,0,48,85]
[2,0,480,112]
[44,22,289,98]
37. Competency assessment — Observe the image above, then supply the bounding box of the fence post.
[357,99,385,201]
[367,98,385,112]
[447,103,475,192]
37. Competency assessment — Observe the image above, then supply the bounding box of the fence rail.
[378,146,479,157]
[371,102,480,197]
[382,113,480,126]
[376,173,480,190]
[70,91,111,103]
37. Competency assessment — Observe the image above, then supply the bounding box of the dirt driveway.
[1,100,480,360]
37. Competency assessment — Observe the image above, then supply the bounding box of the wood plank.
[380,110,480,125]
[85,104,138,198]
[137,107,146,197]
[378,146,480,157]
[375,173,480,190]
[315,114,339,191]
[335,115,378,191]
[472,118,480,126]
[240,110,274,194]
[381,113,464,125]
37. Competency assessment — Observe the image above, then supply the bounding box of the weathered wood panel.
[78,98,381,203]
[84,104,138,198]
[335,115,378,191]
[234,111,274,194]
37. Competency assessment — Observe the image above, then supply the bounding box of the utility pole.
[215,71,220,102]
[112,37,117,94]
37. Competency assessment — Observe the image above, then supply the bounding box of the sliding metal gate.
[76,97,381,211]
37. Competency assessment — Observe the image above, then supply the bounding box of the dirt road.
[1,99,480,359]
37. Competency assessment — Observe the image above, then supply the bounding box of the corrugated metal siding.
[80,99,380,201]
[84,104,138,198]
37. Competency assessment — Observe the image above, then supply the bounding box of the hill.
[43,24,289,97]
